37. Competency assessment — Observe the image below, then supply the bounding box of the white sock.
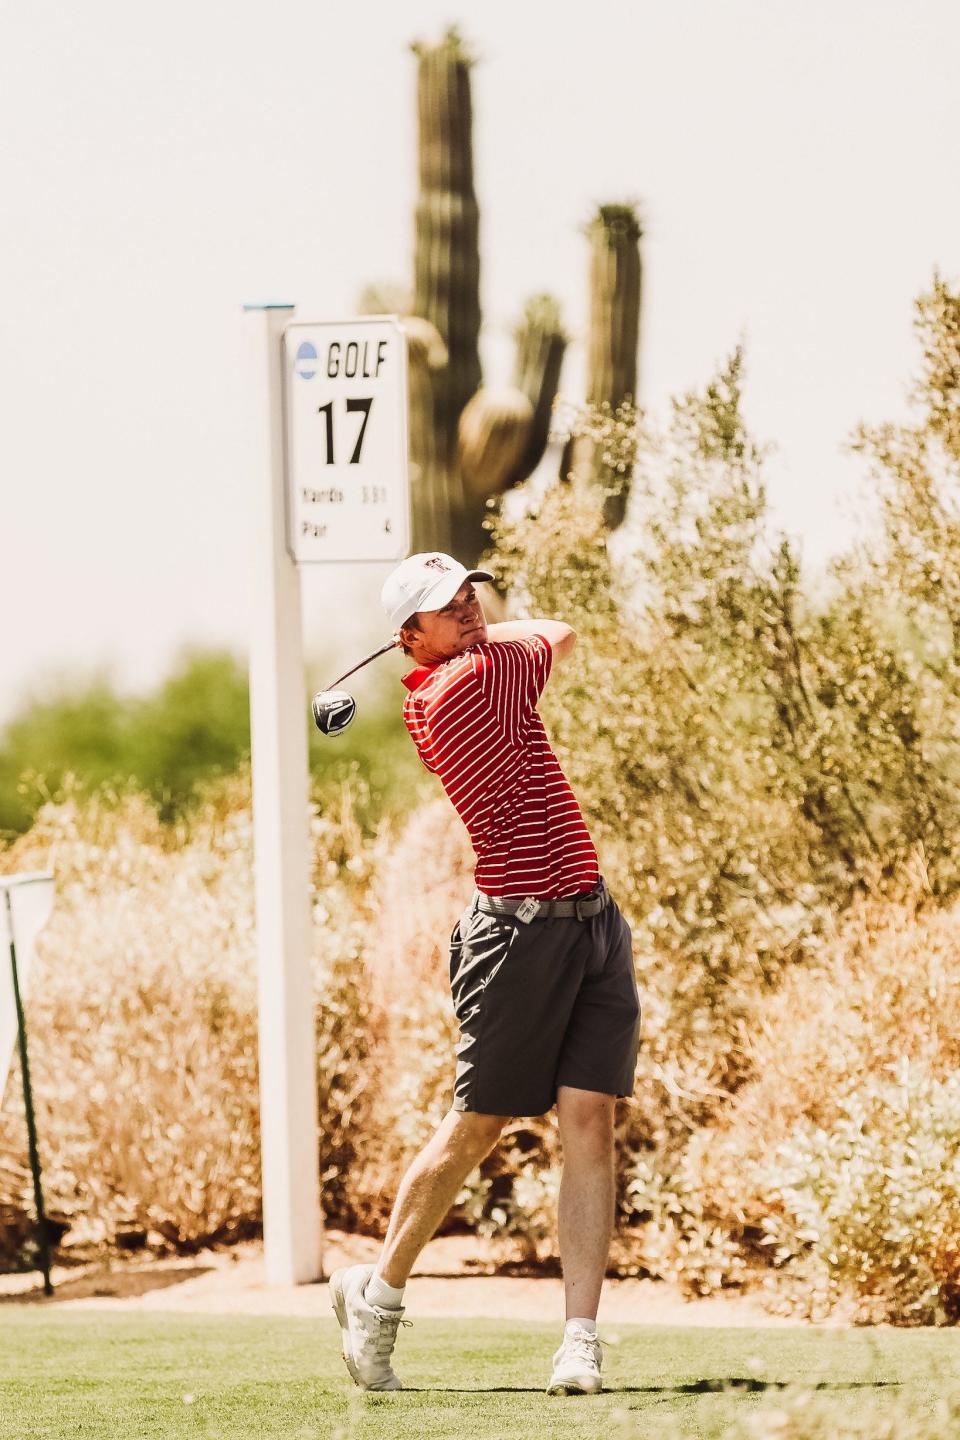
[565,1316,598,1337]
[364,1271,406,1310]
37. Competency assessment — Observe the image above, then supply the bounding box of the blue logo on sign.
[295,341,318,380]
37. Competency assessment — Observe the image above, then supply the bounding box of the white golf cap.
[381,552,495,630]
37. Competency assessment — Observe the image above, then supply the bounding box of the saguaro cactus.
[412,28,481,471]
[398,30,569,560]
[569,203,643,528]
[359,37,646,557]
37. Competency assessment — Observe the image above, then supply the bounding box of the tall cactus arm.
[458,387,535,504]
[455,386,533,563]
[511,294,568,484]
[568,203,643,529]
[586,203,642,410]
[453,297,567,561]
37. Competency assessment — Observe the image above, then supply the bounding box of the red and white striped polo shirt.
[401,635,599,899]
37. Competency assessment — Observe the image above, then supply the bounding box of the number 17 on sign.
[282,317,410,564]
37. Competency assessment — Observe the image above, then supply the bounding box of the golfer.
[330,551,641,1395]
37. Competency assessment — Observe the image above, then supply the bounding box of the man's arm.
[484,618,577,664]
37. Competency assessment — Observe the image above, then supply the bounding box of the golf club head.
[312,689,356,736]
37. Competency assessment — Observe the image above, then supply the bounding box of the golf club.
[311,637,400,735]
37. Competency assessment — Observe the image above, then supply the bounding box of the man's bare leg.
[375,1109,507,1289]
[556,1085,617,1320]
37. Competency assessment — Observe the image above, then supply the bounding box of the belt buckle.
[515,897,541,924]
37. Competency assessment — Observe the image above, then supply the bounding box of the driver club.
[311,637,400,735]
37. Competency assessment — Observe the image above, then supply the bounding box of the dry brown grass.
[0,773,378,1259]
[0,778,261,1254]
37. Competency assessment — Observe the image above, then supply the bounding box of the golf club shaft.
[327,638,399,689]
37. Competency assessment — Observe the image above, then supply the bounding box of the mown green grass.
[0,1312,957,1440]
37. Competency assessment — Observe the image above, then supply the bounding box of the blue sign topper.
[294,341,318,381]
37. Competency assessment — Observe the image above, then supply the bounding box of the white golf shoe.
[546,1322,603,1395]
[329,1263,411,1391]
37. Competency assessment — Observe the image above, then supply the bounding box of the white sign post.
[245,302,322,1287]
[244,306,409,1287]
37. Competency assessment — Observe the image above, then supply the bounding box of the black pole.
[4,887,52,1296]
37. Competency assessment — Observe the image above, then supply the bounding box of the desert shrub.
[0,777,258,1258]
[617,1146,750,1295]
[685,858,960,1321]
[456,1145,562,1265]
[757,1066,960,1325]
[0,768,380,1263]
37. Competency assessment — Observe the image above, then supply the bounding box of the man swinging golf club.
[329,551,641,1396]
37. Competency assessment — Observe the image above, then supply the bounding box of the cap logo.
[423,555,452,572]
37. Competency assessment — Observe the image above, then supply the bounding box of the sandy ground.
[0,1231,805,1327]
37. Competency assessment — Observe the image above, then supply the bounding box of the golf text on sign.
[282,317,409,563]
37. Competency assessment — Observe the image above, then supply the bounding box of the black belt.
[474,878,609,924]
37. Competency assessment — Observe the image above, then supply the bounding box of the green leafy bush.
[0,651,250,835]
[0,647,423,837]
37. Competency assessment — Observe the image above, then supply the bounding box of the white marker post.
[245,303,322,1285]
[245,307,408,1287]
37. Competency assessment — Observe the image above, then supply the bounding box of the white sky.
[2,0,956,724]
